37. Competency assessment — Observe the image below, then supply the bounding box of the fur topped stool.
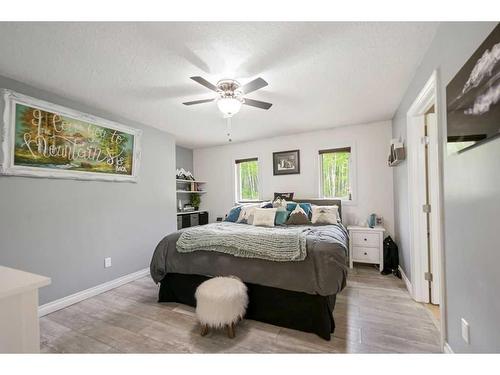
[195,276,248,338]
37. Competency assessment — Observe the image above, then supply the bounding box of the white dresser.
[347,226,386,271]
[0,266,51,353]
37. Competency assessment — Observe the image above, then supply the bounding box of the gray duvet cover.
[150,223,349,296]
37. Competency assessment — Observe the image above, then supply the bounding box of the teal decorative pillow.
[275,210,289,225]
[225,206,242,222]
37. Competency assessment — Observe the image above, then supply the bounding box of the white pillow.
[252,208,277,227]
[311,205,339,225]
[237,204,260,224]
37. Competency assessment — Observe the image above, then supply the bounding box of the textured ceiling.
[0,22,438,148]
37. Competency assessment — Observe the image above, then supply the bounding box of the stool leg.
[200,324,209,336]
[227,323,235,339]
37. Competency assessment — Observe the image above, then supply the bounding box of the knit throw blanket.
[176,222,310,262]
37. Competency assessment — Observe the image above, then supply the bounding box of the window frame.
[318,146,356,204]
[234,157,261,203]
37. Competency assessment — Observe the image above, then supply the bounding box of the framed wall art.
[446,23,500,154]
[273,149,300,175]
[0,89,142,182]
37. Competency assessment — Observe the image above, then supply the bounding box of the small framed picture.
[273,149,300,175]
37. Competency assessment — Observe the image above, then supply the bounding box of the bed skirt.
[158,273,336,340]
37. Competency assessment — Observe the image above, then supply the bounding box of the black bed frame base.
[158,273,336,341]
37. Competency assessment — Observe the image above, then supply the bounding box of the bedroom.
[1,1,499,372]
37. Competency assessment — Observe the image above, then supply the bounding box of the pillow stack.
[224,200,340,227]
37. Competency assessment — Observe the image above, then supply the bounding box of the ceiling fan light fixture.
[217,96,243,117]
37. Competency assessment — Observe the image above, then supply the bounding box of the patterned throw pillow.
[286,202,312,218]
[285,204,312,225]
[252,208,277,227]
[274,192,294,200]
[311,205,339,225]
[272,197,287,209]
[237,204,260,224]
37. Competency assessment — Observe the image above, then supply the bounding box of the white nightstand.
[347,226,386,271]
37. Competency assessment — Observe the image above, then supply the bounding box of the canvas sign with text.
[0,90,141,182]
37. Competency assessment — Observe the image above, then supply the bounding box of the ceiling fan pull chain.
[226,117,232,143]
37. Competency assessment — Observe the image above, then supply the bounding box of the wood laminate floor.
[40,265,442,353]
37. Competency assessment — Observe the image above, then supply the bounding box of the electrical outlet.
[104,257,112,268]
[461,318,470,344]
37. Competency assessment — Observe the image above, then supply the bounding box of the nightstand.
[347,226,386,271]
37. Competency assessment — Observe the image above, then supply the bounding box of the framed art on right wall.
[446,23,500,154]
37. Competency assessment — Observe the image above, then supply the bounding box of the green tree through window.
[237,158,259,201]
[320,148,351,199]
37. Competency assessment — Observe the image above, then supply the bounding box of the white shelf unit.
[175,179,207,193]
[176,210,205,216]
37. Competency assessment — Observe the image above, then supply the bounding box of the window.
[319,147,352,200]
[235,158,260,201]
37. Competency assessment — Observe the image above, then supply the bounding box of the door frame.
[406,70,447,347]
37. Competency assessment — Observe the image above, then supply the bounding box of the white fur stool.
[195,276,248,338]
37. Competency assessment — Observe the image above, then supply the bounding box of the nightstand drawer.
[352,232,380,247]
[352,247,380,263]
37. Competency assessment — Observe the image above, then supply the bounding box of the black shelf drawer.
[199,212,209,225]
[181,215,190,229]
[177,211,209,229]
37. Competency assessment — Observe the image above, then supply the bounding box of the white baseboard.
[38,268,149,317]
[443,342,454,354]
[399,265,413,298]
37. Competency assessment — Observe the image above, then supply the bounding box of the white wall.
[194,121,394,236]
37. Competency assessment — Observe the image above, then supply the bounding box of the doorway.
[406,71,446,347]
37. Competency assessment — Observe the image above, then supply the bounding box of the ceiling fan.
[182,76,273,117]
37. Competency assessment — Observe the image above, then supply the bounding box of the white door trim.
[406,70,447,350]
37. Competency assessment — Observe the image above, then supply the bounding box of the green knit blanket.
[176,222,310,262]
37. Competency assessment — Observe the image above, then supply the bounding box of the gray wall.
[0,75,177,305]
[176,145,193,172]
[392,22,499,352]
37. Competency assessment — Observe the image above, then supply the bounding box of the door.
[410,114,441,305]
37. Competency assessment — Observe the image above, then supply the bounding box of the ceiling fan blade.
[240,77,268,94]
[190,76,218,91]
[243,98,273,110]
[182,98,215,106]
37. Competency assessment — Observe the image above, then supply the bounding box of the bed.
[149,199,348,340]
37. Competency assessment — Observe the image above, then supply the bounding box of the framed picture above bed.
[273,149,300,175]
[0,89,142,182]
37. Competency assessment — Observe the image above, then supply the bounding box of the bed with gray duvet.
[149,199,348,340]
